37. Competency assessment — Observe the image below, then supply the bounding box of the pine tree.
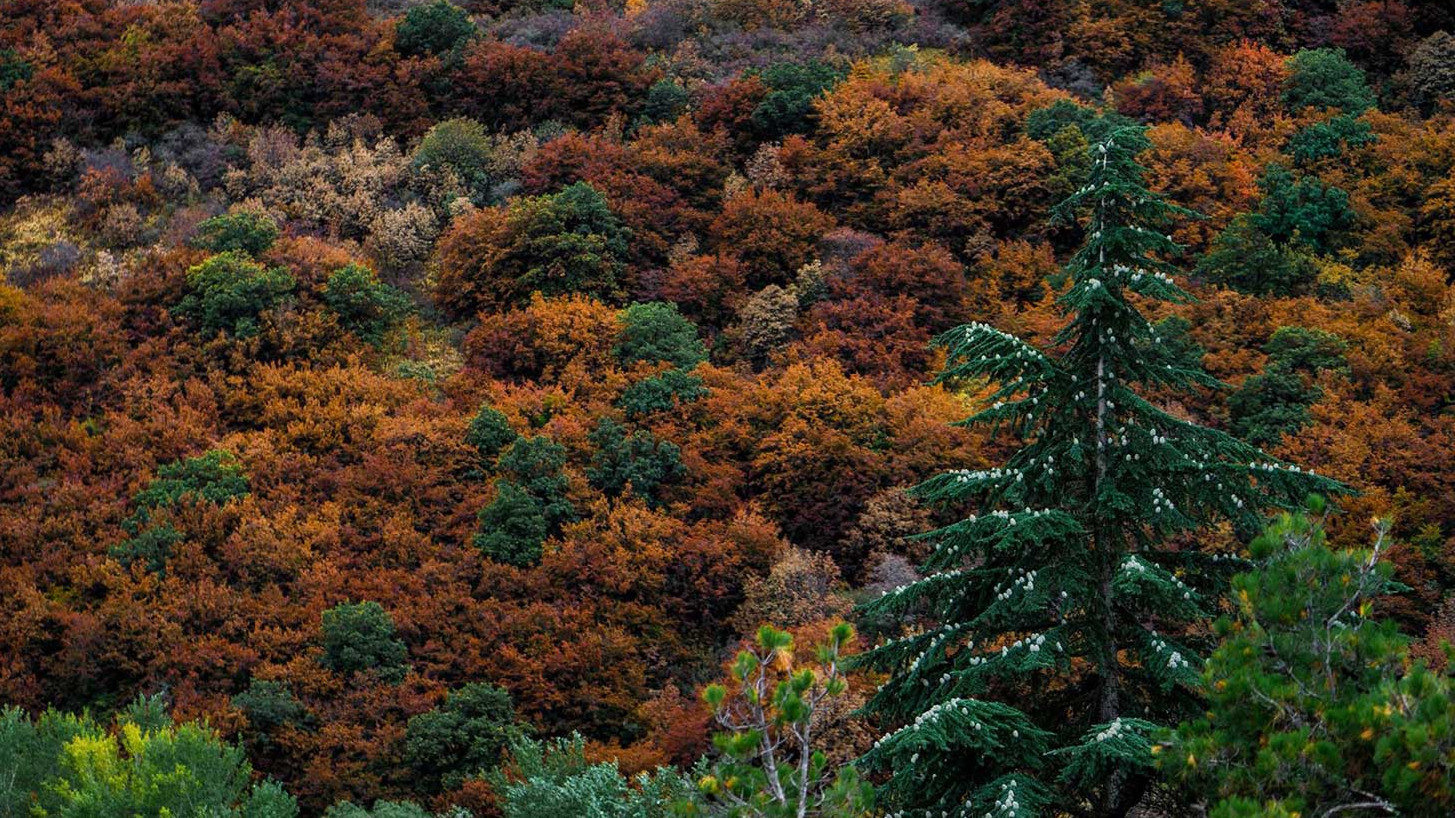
[856,127,1344,818]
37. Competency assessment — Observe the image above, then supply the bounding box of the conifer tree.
[856,127,1343,818]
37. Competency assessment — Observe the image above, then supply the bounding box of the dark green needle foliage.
[234,679,308,734]
[1282,48,1376,115]
[587,417,686,506]
[474,481,550,566]
[617,369,708,418]
[617,301,707,370]
[176,251,296,339]
[749,60,847,139]
[856,127,1344,817]
[112,449,250,575]
[1229,327,1347,447]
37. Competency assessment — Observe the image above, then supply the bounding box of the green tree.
[413,117,495,202]
[1282,48,1376,114]
[497,436,575,531]
[319,601,409,683]
[696,624,872,818]
[405,683,521,792]
[465,405,518,463]
[394,0,475,57]
[750,61,847,139]
[324,801,440,818]
[324,264,411,346]
[586,417,685,506]
[190,210,280,256]
[616,369,707,419]
[1197,214,1318,296]
[1286,115,1376,165]
[0,48,34,93]
[492,734,697,818]
[1164,502,1455,816]
[0,697,297,817]
[436,182,632,314]
[475,481,549,567]
[175,251,295,339]
[511,183,631,302]
[233,679,308,737]
[112,450,250,575]
[1250,165,1355,256]
[1199,166,1354,297]
[1229,327,1347,447]
[640,80,691,126]
[856,128,1342,817]
[617,302,707,370]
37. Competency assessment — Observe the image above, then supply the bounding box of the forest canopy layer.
[3,0,1455,815]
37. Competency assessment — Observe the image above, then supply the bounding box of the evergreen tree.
[465,404,518,463]
[324,264,411,347]
[587,417,686,506]
[190,210,280,256]
[493,734,697,818]
[319,601,409,683]
[405,683,521,792]
[1163,503,1455,817]
[856,127,1343,817]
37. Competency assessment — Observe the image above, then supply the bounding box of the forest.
[2,0,1455,815]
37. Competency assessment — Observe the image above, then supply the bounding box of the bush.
[319,601,409,682]
[190,210,280,256]
[176,251,295,339]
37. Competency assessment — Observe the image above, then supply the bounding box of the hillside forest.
[3,0,1455,816]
